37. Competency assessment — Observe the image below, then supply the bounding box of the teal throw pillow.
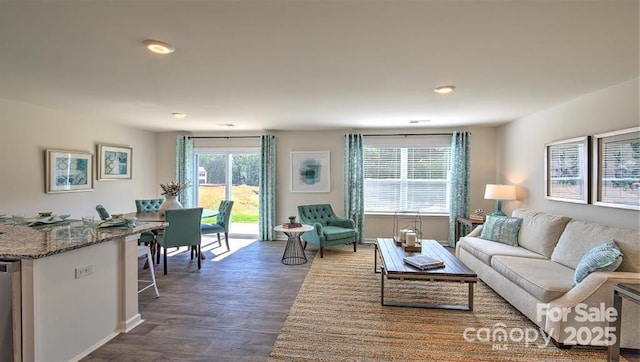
[573,241,623,286]
[479,215,522,246]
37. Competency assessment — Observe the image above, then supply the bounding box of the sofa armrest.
[543,271,640,347]
[550,271,640,309]
[467,225,483,237]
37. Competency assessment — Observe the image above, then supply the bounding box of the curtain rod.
[362,132,453,137]
[187,136,261,139]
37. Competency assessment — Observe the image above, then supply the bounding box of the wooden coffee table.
[375,238,477,310]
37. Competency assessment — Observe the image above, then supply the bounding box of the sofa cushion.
[511,208,571,258]
[551,220,639,272]
[458,237,547,266]
[480,215,522,246]
[574,241,624,286]
[322,226,356,241]
[491,256,574,303]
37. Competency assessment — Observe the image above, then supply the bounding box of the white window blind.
[363,145,451,213]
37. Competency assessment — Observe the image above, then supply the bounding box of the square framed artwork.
[45,149,94,193]
[97,144,132,180]
[544,136,590,204]
[593,127,640,210]
[291,151,330,192]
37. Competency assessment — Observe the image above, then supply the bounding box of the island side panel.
[122,234,142,332]
[22,238,122,361]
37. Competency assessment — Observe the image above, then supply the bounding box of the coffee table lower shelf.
[380,266,475,311]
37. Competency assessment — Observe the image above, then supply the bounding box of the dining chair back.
[135,198,164,245]
[95,204,111,220]
[155,207,204,275]
[201,200,234,251]
[135,198,164,212]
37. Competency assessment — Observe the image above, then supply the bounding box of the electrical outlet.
[75,265,93,279]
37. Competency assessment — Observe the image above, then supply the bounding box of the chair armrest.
[327,218,355,229]
[311,222,323,235]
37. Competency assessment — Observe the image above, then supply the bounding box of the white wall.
[496,78,639,229]
[156,127,499,242]
[0,99,158,218]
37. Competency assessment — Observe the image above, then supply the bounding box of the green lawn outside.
[198,184,259,223]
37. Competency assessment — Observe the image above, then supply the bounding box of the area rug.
[269,244,620,361]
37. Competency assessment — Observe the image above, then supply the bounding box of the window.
[363,144,451,214]
[194,149,260,236]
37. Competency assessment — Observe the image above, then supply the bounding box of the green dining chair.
[155,207,203,275]
[135,198,164,246]
[201,200,234,251]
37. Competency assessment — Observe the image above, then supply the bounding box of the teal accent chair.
[155,208,203,275]
[297,204,358,258]
[135,199,164,245]
[201,200,234,251]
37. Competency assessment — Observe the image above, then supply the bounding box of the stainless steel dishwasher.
[0,260,21,362]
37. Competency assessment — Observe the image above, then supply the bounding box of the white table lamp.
[484,184,516,216]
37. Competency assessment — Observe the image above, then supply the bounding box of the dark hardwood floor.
[83,237,316,362]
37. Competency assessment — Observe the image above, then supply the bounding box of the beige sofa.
[455,208,640,348]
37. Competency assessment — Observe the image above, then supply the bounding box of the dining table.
[125,209,218,222]
[124,208,219,260]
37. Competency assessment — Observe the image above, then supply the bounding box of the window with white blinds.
[363,145,451,213]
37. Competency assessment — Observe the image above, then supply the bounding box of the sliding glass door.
[194,149,259,237]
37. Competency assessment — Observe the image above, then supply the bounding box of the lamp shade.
[484,184,516,201]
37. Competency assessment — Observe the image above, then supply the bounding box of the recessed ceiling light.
[143,39,175,54]
[172,112,186,119]
[217,123,236,127]
[434,85,456,94]
[410,120,430,124]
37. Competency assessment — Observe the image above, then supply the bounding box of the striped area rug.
[269,244,620,361]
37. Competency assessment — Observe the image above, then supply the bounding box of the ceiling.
[1,0,638,132]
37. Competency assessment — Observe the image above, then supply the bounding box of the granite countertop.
[0,219,166,259]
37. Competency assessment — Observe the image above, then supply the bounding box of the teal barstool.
[95,204,111,220]
[135,199,164,246]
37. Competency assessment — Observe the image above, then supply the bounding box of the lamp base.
[488,200,506,217]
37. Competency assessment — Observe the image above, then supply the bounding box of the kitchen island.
[0,218,166,362]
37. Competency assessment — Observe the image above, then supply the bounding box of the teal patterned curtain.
[259,135,277,241]
[448,131,470,247]
[176,135,194,207]
[344,133,364,243]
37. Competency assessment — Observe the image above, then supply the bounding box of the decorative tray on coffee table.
[392,236,422,252]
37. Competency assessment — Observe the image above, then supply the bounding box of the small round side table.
[274,224,314,265]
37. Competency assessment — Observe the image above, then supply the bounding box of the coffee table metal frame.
[375,238,477,311]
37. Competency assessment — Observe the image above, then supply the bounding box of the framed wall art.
[45,149,94,193]
[291,151,330,192]
[544,136,589,204]
[593,127,640,210]
[97,144,132,180]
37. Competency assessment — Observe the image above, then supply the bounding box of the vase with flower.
[159,181,188,214]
